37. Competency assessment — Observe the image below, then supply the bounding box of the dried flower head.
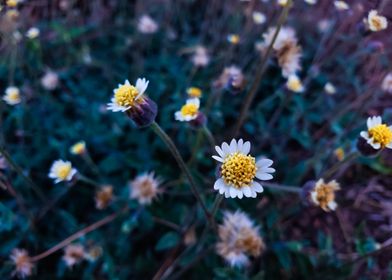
[367,10,388,32]
[286,75,304,92]
[212,139,275,199]
[95,185,114,210]
[360,116,392,150]
[48,159,77,183]
[26,27,39,39]
[175,98,200,122]
[63,244,86,267]
[3,86,21,105]
[107,78,157,127]
[130,172,160,205]
[191,46,210,67]
[382,73,392,94]
[137,15,158,34]
[310,179,340,211]
[334,1,349,11]
[70,141,86,155]
[324,82,336,94]
[187,87,202,98]
[214,65,245,92]
[262,26,302,78]
[216,211,265,267]
[41,71,59,90]
[252,12,266,25]
[10,249,34,278]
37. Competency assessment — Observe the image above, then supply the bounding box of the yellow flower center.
[71,142,85,155]
[56,165,72,180]
[187,87,202,98]
[370,17,382,30]
[180,103,198,117]
[368,124,392,148]
[287,78,302,92]
[114,85,140,107]
[316,184,336,210]
[221,152,257,188]
[8,92,20,101]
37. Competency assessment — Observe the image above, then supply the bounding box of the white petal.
[242,187,252,197]
[229,139,237,153]
[224,189,230,198]
[242,141,250,155]
[212,155,224,162]
[230,187,238,198]
[256,158,273,168]
[369,141,381,149]
[262,167,275,173]
[328,201,338,211]
[251,181,264,193]
[135,78,149,95]
[186,98,200,108]
[214,178,225,190]
[215,145,224,157]
[237,191,243,199]
[360,131,369,140]
[250,190,257,198]
[256,172,273,180]
[222,142,230,155]
[310,191,319,205]
[374,116,382,126]
[386,142,392,149]
[237,139,243,152]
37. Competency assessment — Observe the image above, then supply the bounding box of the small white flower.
[367,10,388,32]
[360,116,392,150]
[129,172,160,205]
[3,86,21,105]
[212,139,275,199]
[324,82,336,94]
[48,160,77,183]
[252,12,266,25]
[191,46,210,67]
[174,98,200,122]
[63,244,86,267]
[382,73,392,94]
[278,0,288,6]
[107,78,149,112]
[304,0,317,4]
[334,1,349,11]
[26,27,40,39]
[10,248,34,278]
[41,71,59,90]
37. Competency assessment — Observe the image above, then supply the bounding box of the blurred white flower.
[324,82,336,94]
[26,27,40,39]
[41,71,59,90]
[334,1,349,11]
[252,12,266,25]
[3,86,21,105]
[63,244,86,267]
[191,46,210,67]
[10,249,34,278]
[382,73,392,94]
[286,75,304,92]
[129,172,160,205]
[216,211,265,267]
[360,116,392,150]
[367,10,388,32]
[137,15,158,34]
[304,0,317,4]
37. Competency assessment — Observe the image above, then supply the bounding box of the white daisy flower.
[48,159,77,183]
[252,12,266,25]
[3,86,21,105]
[310,179,340,212]
[360,116,392,150]
[26,27,40,39]
[286,75,304,92]
[212,139,275,199]
[334,1,349,11]
[107,78,149,112]
[324,82,336,94]
[174,98,200,122]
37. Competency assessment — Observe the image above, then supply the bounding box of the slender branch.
[0,146,46,201]
[150,122,211,222]
[262,182,301,193]
[202,125,216,147]
[152,216,182,232]
[322,151,359,180]
[232,1,292,137]
[31,207,129,262]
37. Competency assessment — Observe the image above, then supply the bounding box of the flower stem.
[232,1,292,137]
[31,206,130,262]
[150,121,211,222]
[202,125,216,147]
[0,146,46,201]
[322,151,359,180]
[77,173,101,187]
[262,182,301,193]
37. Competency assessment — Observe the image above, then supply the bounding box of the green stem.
[232,0,292,137]
[0,146,46,201]
[202,125,216,147]
[322,151,359,180]
[150,121,211,222]
[262,182,301,193]
[77,173,100,187]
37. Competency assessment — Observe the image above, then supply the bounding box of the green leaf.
[155,232,180,251]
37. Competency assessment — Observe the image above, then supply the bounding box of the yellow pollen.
[368,124,392,148]
[316,184,336,210]
[221,152,257,188]
[114,85,140,107]
[187,87,202,98]
[56,165,72,180]
[180,103,198,117]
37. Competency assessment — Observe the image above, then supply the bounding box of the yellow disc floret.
[114,85,140,107]
[56,164,72,180]
[221,152,257,188]
[315,183,337,210]
[368,124,392,148]
[180,103,198,117]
